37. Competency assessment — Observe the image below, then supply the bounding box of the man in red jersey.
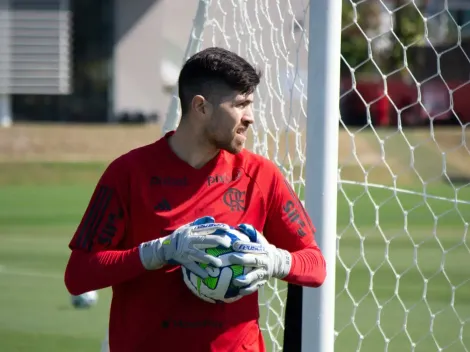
[65,47,326,352]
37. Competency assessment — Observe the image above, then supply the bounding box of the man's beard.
[205,128,240,154]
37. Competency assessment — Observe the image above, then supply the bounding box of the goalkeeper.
[64,47,326,352]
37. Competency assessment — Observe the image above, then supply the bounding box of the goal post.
[301,0,342,351]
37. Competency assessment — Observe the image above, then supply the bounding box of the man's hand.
[139,216,232,278]
[229,224,292,295]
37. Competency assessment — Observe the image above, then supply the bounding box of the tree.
[341,0,425,77]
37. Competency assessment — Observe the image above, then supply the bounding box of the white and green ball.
[182,227,253,304]
[71,290,99,309]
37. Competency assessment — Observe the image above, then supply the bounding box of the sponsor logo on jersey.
[222,188,246,212]
[207,168,242,186]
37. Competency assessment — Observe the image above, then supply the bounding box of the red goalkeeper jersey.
[66,131,325,352]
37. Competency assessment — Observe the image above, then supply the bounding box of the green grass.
[0,174,112,352]
[1,161,469,351]
[334,186,470,352]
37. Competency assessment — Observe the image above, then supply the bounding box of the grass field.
[0,124,469,351]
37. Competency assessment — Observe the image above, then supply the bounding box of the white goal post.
[163,1,470,352]
[302,0,342,351]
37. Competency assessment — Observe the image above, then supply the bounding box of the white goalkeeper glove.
[139,216,232,278]
[229,224,292,295]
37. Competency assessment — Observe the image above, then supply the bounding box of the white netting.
[165,0,470,351]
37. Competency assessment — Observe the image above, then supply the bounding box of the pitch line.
[340,180,470,205]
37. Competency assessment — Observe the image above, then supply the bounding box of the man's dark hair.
[178,47,262,116]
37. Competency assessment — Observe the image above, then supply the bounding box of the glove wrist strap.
[139,237,167,270]
[274,248,292,279]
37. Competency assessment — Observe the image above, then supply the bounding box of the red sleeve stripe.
[75,186,114,251]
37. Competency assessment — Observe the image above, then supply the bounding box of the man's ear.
[191,95,211,116]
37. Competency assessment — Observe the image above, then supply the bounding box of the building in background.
[0,0,197,125]
[0,0,71,126]
[3,0,470,127]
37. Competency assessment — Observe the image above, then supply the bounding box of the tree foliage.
[341,0,426,76]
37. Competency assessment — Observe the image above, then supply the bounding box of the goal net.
[164,0,470,351]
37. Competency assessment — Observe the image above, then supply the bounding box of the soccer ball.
[182,227,253,304]
[71,290,99,309]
